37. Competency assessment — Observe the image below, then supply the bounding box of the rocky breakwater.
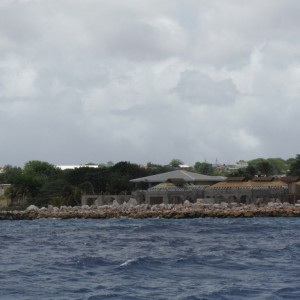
[1,200,300,220]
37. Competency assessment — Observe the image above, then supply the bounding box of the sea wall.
[1,201,300,220]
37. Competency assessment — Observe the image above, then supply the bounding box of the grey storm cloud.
[1,0,300,167]
[174,70,237,105]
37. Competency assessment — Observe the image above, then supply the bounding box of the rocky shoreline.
[1,201,300,220]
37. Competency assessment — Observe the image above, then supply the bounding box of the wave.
[118,256,162,270]
[51,255,114,270]
[119,258,137,267]
[272,287,300,299]
[3,218,300,300]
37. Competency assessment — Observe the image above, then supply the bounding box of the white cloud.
[232,128,260,151]
[1,0,300,166]
[0,57,37,99]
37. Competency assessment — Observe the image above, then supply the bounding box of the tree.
[33,178,83,207]
[107,173,131,194]
[169,159,184,169]
[111,161,148,178]
[256,161,273,176]
[245,165,256,177]
[108,161,149,193]
[146,162,171,175]
[194,162,214,175]
[0,165,22,183]
[8,173,42,204]
[286,157,296,174]
[267,158,288,175]
[248,158,275,176]
[106,161,114,167]
[23,160,60,182]
[289,154,300,176]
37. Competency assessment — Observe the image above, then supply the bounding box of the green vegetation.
[194,162,214,175]
[0,160,150,208]
[288,154,300,176]
[227,157,291,178]
[0,155,299,208]
[169,159,184,168]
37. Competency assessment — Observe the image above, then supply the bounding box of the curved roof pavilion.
[130,170,225,184]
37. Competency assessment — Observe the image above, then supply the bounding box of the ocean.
[1,217,300,300]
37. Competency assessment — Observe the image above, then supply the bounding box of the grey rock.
[26,205,39,211]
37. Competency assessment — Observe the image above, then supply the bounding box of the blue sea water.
[1,218,300,300]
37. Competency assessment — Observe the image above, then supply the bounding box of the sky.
[1,0,300,167]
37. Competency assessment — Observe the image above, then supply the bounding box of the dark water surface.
[1,217,300,300]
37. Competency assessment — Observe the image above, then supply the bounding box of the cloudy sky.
[1,0,300,167]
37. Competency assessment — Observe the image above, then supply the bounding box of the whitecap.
[119,258,136,267]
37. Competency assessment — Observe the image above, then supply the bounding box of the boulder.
[166,204,174,210]
[127,198,138,206]
[140,204,150,210]
[81,205,90,210]
[112,200,119,207]
[183,200,192,207]
[220,202,228,208]
[151,205,159,211]
[159,203,166,209]
[26,205,39,211]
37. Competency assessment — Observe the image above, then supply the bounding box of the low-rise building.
[57,164,99,170]
[130,170,225,205]
[280,176,300,202]
[204,177,288,204]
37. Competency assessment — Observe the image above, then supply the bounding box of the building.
[204,177,288,204]
[81,171,292,207]
[57,164,99,170]
[236,160,248,169]
[280,176,300,202]
[223,160,249,173]
[130,173,289,206]
[130,170,225,205]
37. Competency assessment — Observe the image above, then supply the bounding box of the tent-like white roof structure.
[130,170,225,183]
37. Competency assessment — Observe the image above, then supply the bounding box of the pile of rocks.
[1,200,300,220]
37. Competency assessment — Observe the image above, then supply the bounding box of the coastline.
[1,202,300,220]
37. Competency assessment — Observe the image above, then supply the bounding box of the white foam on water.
[119,258,136,267]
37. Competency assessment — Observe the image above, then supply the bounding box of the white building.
[57,164,99,170]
